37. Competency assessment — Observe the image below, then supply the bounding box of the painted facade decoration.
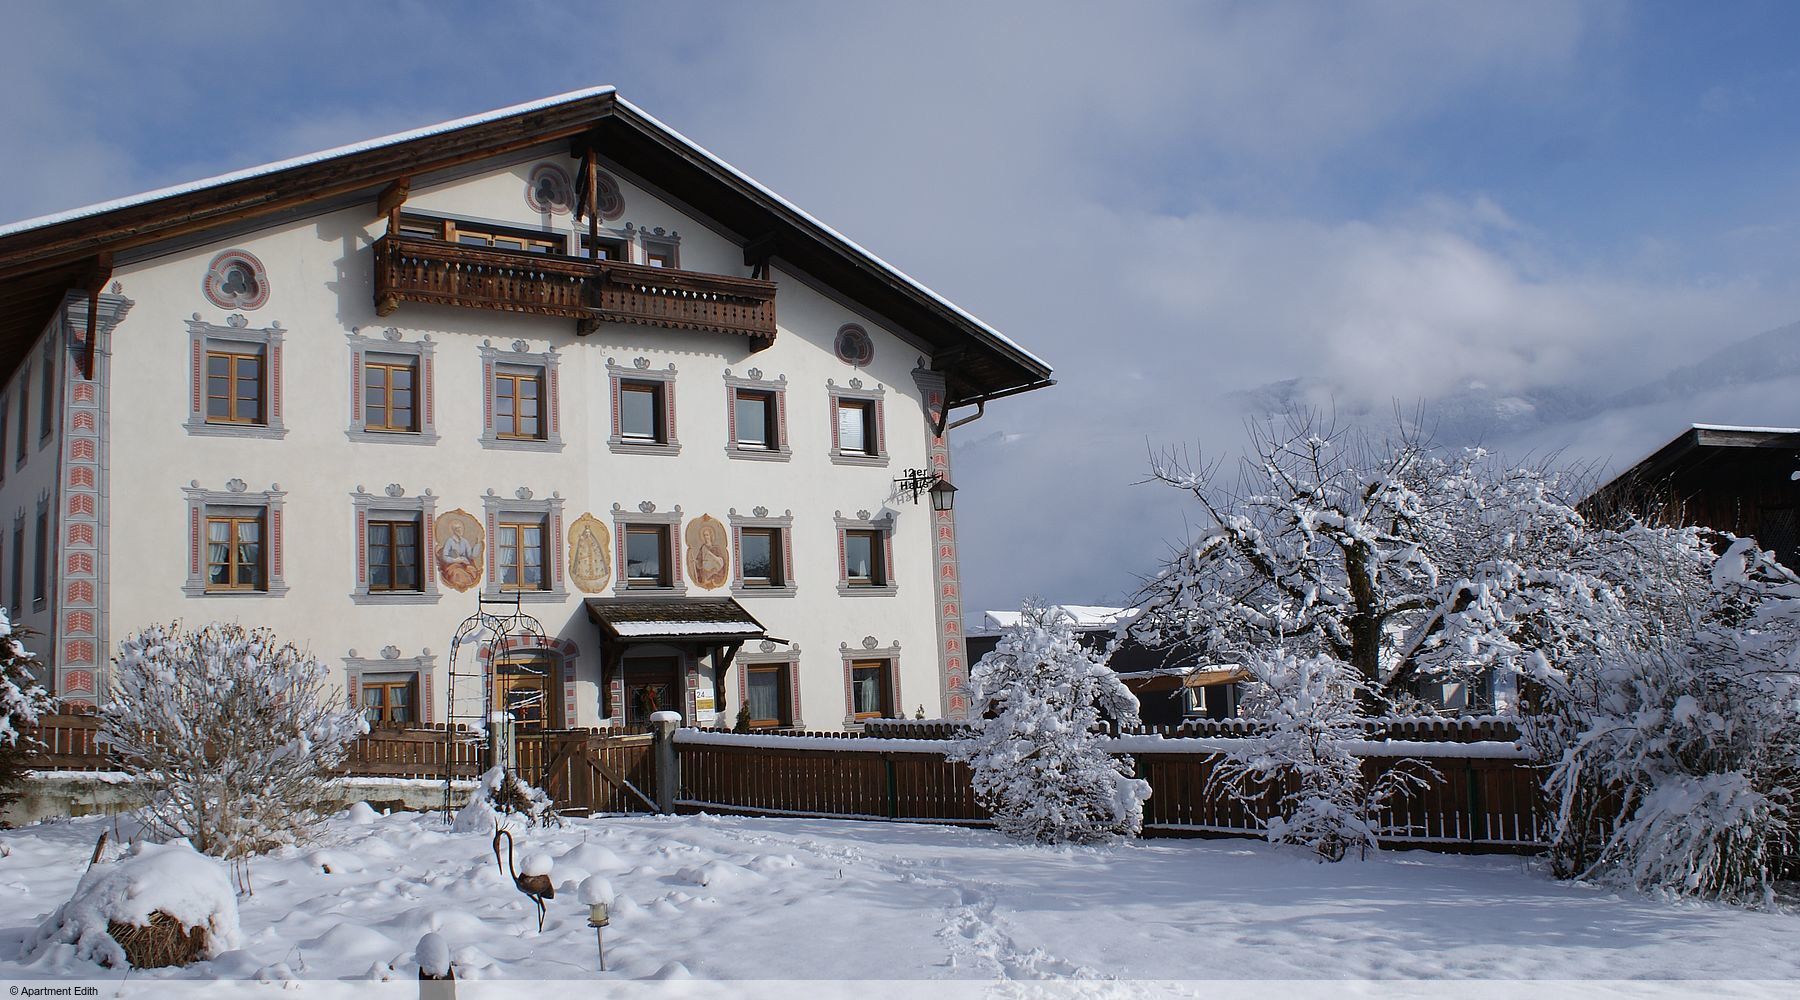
[567,513,611,593]
[202,250,269,311]
[834,323,874,367]
[434,509,485,592]
[525,163,574,215]
[685,514,730,591]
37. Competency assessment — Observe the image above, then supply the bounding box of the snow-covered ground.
[3,808,1798,996]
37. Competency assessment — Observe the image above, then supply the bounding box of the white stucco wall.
[94,150,949,730]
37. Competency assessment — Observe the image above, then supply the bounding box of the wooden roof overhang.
[1582,425,1800,516]
[0,90,1053,407]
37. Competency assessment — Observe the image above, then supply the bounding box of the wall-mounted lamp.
[895,468,957,512]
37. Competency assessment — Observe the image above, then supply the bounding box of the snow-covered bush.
[949,601,1149,844]
[1209,650,1433,861]
[25,839,243,968]
[102,623,367,858]
[1539,536,1800,904]
[452,765,559,832]
[0,610,51,817]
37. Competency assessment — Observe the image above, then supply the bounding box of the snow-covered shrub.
[102,623,367,858]
[949,601,1149,844]
[452,765,558,832]
[1539,536,1800,904]
[1210,650,1434,861]
[0,610,51,817]
[25,839,242,968]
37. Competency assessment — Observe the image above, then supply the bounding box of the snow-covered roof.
[970,605,1139,636]
[0,86,618,239]
[0,87,1051,400]
[584,596,770,643]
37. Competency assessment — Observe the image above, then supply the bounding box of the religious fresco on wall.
[685,514,730,590]
[568,513,612,594]
[434,509,484,592]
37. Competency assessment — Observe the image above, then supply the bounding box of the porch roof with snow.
[0,87,1053,408]
[584,596,769,644]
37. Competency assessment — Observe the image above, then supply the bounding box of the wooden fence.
[21,712,1544,850]
[672,731,1545,851]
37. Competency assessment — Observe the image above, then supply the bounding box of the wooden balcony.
[373,234,776,349]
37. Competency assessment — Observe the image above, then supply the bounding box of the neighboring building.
[0,88,1054,740]
[965,606,1242,726]
[1584,424,1800,568]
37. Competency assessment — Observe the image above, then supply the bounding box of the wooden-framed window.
[8,517,20,613]
[367,517,423,593]
[625,524,672,588]
[828,382,886,466]
[733,389,777,450]
[187,319,285,440]
[363,357,419,433]
[38,350,54,443]
[399,214,564,255]
[619,380,665,443]
[0,397,10,485]
[579,232,633,262]
[15,368,30,464]
[644,238,679,269]
[31,501,47,612]
[205,348,264,425]
[739,527,784,588]
[493,367,546,441]
[849,659,893,721]
[204,511,265,592]
[361,674,419,725]
[480,342,561,453]
[844,529,885,587]
[496,518,549,591]
[745,663,792,728]
[836,399,875,455]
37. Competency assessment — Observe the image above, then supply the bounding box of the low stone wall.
[3,771,474,826]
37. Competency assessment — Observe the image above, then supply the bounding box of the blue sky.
[5,2,1800,614]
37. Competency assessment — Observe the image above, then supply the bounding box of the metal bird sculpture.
[493,827,555,931]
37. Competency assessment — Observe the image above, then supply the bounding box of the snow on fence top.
[674,727,1534,760]
[862,715,1523,743]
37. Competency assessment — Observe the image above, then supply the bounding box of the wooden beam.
[81,253,113,379]
[377,177,410,234]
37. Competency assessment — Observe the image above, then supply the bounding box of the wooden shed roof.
[0,87,1053,407]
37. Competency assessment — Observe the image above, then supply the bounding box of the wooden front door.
[624,656,681,726]
[494,654,556,732]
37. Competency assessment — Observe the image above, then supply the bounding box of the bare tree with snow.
[1209,649,1433,861]
[0,611,50,818]
[950,601,1150,844]
[103,623,367,858]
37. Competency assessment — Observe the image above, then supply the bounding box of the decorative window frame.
[611,501,686,596]
[627,224,681,268]
[38,337,55,448]
[578,225,638,262]
[351,484,440,605]
[737,639,804,730]
[728,507,796,598]
[723,368,790,462]
[607,357,680,456]
[479,339,563,452]
[827,378,887,466]
[31,493,48,613]
[345,647,437,724]
[835,510,897,597]
[841,638,903,729]
[182,479,288,597]
[480,488,567,603]
[347,327,438,444]
[14,359,29,470]
[185,314,286,439]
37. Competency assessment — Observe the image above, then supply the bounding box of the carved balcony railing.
[373,235,777,349]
